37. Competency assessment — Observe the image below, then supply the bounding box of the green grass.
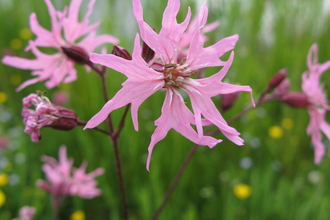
[1,0,330,219]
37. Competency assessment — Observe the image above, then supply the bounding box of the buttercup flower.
[302,44,330,164]
[85,0,254,170]
[22,93,78,142]
[2,0,118,90]
[37,146,104,199]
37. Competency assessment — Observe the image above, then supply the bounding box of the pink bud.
[50,107,78,131]
[273,79,290,98]
[281,92,310,108]
[111,46,132,60]
[141,41,155,63]
[266,68,288,93]
[220,92,239,111]
[61,46,90,65]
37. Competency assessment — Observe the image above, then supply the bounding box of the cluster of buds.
[262,68,311,108]
[22,93,78,142]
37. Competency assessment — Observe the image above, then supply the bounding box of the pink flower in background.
[302,44,330,164]
[37,146,104,199]
[22,93,78,142]
[179,14,219,56]
[2,0,118,90]
[0,136,10,149]
[52,91,70,105]
[85,0,254,170]
[13,206,36,220]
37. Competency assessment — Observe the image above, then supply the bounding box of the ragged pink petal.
[2,0,118,90]
[146,89,221,170]
[38,145,103,199]
[302,43,330,164]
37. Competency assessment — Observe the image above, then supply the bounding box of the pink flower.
[22,93,78,142]
[85,0,254,170]
[52,91,70,105]
[13,206,36,220]
[2,0,119,90]
[0,136,10,149]
[179,13,219,57]
[37,146,104,199]
[302,44,330,164]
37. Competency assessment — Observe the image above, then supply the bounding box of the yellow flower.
[0,92,7,104]
[269,126,283,139]
[234,183,252,199]
[19,28,33,40]
[281,118,293,129]
[10,74,22,86]
[0,190,6,207]
[70,210,85,220]
[10,38,22,50]
[0,174,8,186]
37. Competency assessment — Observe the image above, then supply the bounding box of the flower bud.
[281,92,310,108]
[273,79,290,99]
[48,107,78,131]
[266,68,288,93]
[61,45,90,65]
[220,92,239,112]
[142,41,155,63]
[22,93,78,142]
[111,46,132,60]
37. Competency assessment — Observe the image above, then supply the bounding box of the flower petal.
[85,79,163,130]
[160,0,191,48]
[186,34,239,69]
[90,35,160,81]
[146,89,221,170]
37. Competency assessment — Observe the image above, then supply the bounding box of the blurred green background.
[1,0,330,219]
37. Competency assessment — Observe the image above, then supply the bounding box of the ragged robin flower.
[37,146,104,199]
[2,0,118,90]
[85,0,255,170]
[302,44,330,164]
[13,206,36,220]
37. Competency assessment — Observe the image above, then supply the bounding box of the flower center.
[160,58,199,88]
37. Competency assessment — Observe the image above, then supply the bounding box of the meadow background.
[1,0,330,219]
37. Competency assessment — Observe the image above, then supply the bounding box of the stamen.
[176,76,184,82]
[180,67,188,71]
[179,57,187,66]
[164,63,177,69]
[188,70,199,75]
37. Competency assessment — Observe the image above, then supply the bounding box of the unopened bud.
[48,107,78,131]
[22,93,78,142]
[61,46,90,65]
[281,92,310,108]
[266,68,288,93]
[273,79,290,99]
[220,92,239,112]
[142,41,155,63]
[111,46,132,60]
